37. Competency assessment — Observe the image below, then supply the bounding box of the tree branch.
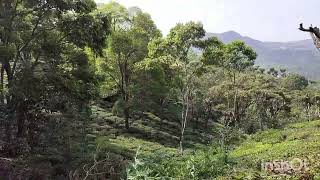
[299,23,320,39]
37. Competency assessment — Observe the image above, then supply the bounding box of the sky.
[95,0,320,42]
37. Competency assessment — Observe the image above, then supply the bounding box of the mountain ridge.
[207,31,320,80]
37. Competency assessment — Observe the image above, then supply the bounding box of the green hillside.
[90,104,209,158]
[228,120,320,179]
[90,104,320,179]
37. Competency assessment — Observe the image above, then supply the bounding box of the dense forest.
[1,0,320,179]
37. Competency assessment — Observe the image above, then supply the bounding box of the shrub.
[126,147,232,179]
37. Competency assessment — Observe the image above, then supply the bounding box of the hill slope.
[227,120,320,179]
[91,104,320,179]
[90,104,210,158]
[208,31,320,80]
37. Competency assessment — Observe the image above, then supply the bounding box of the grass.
[91,105,186,159]
[96,136,177,158]
[229,120,320,179]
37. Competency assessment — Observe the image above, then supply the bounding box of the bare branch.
[299,23,320,39]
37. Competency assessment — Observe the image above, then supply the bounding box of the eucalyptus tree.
[101,2,160,129]
[164,22,205,153]
[142,22,223,152]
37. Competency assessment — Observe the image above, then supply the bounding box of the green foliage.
[281,73,309,91]
[0,0,110,178]
[98,2,162,129]
[60,13,110,55]
[203,40,257,72]
[126,147,156,180]
[224,41,257,71]
[127,147,231,179]
[0,44,16,60]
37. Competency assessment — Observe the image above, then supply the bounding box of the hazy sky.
[95,0,320,42]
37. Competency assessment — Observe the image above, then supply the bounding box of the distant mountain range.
[207,31,320,80]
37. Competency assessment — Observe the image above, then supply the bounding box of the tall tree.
[204,40,257,125]
[145,22,222,152]
[101,3,160,129]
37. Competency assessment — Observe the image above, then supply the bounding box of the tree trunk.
[0,65,4,104]
[123,82,129,130]
[4,61,13,144]
[27,114,37,153]
[16,103,26,138]
[123,81,130,130]
[191,99,195,133]
[179,88,190,154]
[205,106,211,129]
[123,58,130,130]
[124,105,129,130]
[4,61,12,104]
[160,99,164,129]
[232,72,239,125]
